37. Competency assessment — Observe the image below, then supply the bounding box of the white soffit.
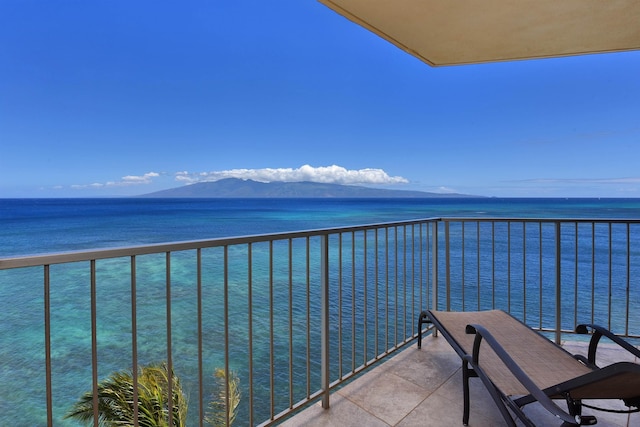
[318,0,640,66]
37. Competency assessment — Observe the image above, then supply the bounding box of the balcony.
[1,217,639,426]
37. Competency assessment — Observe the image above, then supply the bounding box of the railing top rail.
[3,216,640,270]
[439,217,640,224]
[0,217,440,269]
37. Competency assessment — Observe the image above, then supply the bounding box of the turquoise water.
[1,197,639,425]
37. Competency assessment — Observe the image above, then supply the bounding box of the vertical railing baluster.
[462,221,465,310]
[305,237,311,399]
[394,227,399,344]
[195,250,203,427]
[591,222,596,325]
[385,227,389,350]
[507,222,511,313]
[555,222,562,344]
[539,223,543,330]
[574,223,578,329]
[432,221,438,313]
[131,256,139,427]
[363,230,368,365]
[91,259,99,427]
[403,225,407,338]
[608,223,613,330]
[626,223,631,336]
[351,231,355,371]
[477,222,480,311]
[320,235,330,409]
[248,243,254,427]
[427,222,432,313]
[445,220,450,311]
[396,225,407,345]
[420,223,429,314]
[165,253,173,427]
[338,233,343,379]
[523,222,527,323]
[492,221,496,309]
[374,228,379,357]
[44,265,53,427]
[269,241,275,419]
[288,239,294,409]
[411,224,416,334]
[223,246,230,427]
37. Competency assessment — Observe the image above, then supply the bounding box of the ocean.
[1,197,639,425]
[4,197,640,258]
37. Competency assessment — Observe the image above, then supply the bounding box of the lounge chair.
[417,309,640,426]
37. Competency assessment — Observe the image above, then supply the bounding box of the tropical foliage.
[205,368,241,427]
[65,362,187,427]
[66,362,241,427]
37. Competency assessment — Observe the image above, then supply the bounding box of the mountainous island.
[139,178,479,198]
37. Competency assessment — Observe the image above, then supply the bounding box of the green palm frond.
[205,368,241,427]
[65,362,188,427]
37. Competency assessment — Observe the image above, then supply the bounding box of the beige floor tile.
[383,338,460,391]
[337,369,430,426]
[398,392,485,427]
[278,393,390,427]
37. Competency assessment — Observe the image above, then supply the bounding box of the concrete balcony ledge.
[281,335,640,426]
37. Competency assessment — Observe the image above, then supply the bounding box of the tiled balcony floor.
[281,334,639,426]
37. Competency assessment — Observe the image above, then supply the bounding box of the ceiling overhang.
[318,0,640,66]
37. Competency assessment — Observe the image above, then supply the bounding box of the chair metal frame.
[418,310,640,426]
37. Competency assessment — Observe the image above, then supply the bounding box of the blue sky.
[1,1,639,198]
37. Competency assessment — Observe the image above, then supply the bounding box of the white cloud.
[120,172,160,184]
[175,165,408,185]
[67,166,409,193]
[71,172,161,189]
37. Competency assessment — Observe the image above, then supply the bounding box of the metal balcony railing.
[0,218,638,426]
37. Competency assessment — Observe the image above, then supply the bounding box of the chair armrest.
[576,323,640,366]
[465,324,581,426]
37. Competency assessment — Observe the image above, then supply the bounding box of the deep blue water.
[3,197,640,257]
[1,197,639,425]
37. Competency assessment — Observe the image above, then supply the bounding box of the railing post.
[321,235,331,409]
[555,222,562,345]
